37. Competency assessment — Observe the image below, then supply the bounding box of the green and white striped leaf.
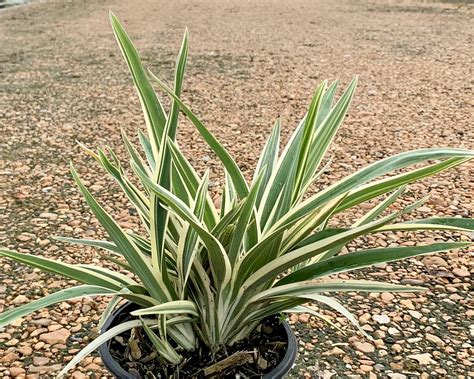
[0,249,122,290]
[278,242,470,285]
[131,300,199,317]
[250,280,425,304]
[70,164,169,301]
[149,70,249,199]
[110,12,166,159]
[0,285,116,329]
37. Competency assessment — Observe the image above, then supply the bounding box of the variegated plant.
[1,13,473,376]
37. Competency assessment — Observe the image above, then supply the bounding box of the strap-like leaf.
[110,12,166,159]
[250,280,425,303]
[133,162,231,288]
[177,170,209,292]
[228,171,266,266]
[140,318,182,364]
[338,157,470,212]
[0,249,122,290]
[55,236,122,255]
[241,212,399,293]
[149,70,249,198]
[404,217,474,231]
[303,295,371,339]
[278,242,470,285]
[70,163,169,301]
[353,186,407,227]
[253,119,280,204]
[0,285,116,329]
[131,300,199,317]
[294,150,473,223]
[58,319,154,376]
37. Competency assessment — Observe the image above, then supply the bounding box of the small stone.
[10,318,24,327]
[390,362,403,370]
[418,206,432,213]
[392,344,403,353]
[30,318,52,326]
[359,313,371,323]
[323,346,345,356]
[425,333,444,347]
[0,332,11,339]
[360,364,373,372]
[48,324,63,332]
[39,212,58,220]
[39,328,70,345]
[30,328,48,337]
[9,367,26,377]
[373,314,390,324]
[85,363,103,371]
[6,338,19,346]
[33,356,50,366]
[17,233,33,241]
[408,310,423,320]
[399,299,415,310]
[421,256,448,267]
[1,352,19,363]
[388,327,401,336]
[374,330,386,339]
[289,314,298,324]
[11,295,29,304]
[408,353,436,365]
[71,371,87,379]
[353,341,375,353]
[381,292,395,303]
[70,324,82,333]
[298,313,310,323]
[452,268,470,277]
[19,345,33,356]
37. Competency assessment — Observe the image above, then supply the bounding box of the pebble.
[353,341,375,354]
[373,314,390,324]
[425,333,445,347]
[11,295,29,304]
[39,328,71,344]
[71,371,88,379]
[33,356,50,365]
[1,352,20,363]
[407,353,436,365]
[399,299,415,310]
[298,314,310,323]
[323,346,345,356]
[9,367,26,377]
[6,338,19,346]
[452,268,470,278]
[422,256,448,267]
[408,310,423,320]
[388,327,401,336]
[380,292,395,303]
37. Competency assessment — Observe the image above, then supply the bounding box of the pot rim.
[99,301,297,378]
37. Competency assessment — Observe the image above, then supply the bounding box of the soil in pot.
[107,311,290,378]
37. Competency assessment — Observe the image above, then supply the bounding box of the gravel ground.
[0,0,473,377]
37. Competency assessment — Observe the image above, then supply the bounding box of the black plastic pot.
[99,302,297,378]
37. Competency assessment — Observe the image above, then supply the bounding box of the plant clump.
[0,11,473,378]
